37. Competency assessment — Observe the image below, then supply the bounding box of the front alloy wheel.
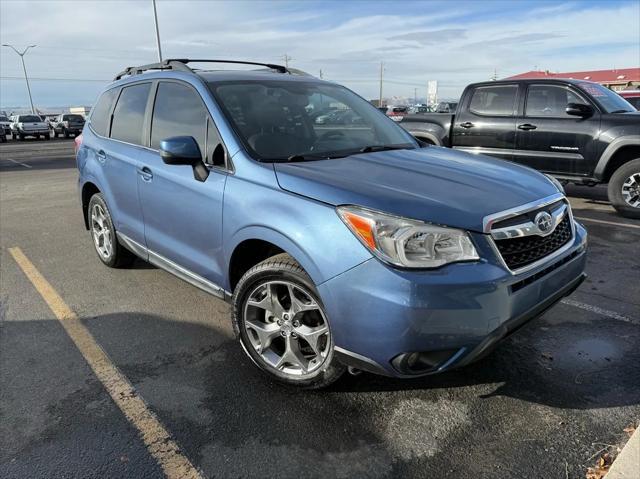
[244,280,330,377]
[621,172,640,209]
[608,158,640,219]
[233,253,344,389]
[91,203,113,260]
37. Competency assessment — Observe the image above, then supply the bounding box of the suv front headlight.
[337,205,479,268]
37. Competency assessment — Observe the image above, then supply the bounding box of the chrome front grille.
[484,193,575,274]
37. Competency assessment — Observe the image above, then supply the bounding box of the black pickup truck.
[400,79,640,218]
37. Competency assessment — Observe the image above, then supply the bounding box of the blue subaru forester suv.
[76,59,587,388]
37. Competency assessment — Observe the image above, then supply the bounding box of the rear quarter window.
[90,88,118,137]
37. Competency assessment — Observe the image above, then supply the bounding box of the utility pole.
[2,44,36,113]
[490,68,498,81]
[414,87,418,105]
[151,0,163,62]
[319,69,324,79]
[379,61,384,107]
[282,54,292,68]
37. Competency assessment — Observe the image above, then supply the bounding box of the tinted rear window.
[90,88,118,136]
[63,114,84,121]
[0,116,9,121]
[20,115,42,122]
[469,85,518,116]
[111,83,151,145]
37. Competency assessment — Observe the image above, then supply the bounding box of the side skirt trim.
[116,232,229,300]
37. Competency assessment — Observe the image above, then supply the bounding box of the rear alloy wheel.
[88,193,134,267]
[608,158,640,219]
[233,254,344,389]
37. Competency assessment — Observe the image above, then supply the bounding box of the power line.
[1,76,110,82]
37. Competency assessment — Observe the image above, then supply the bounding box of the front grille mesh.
[494,215,572,270]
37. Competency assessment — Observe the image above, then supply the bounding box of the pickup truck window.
[577,82,636,113]
[469,85,517,116]
[525,85,586,117]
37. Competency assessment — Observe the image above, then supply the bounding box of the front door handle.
[517,123,537,131]
[459,122,474,129]
[137,166,153,182]
[96,150,106,163]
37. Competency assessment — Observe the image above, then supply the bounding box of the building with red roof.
[506,68,640,92]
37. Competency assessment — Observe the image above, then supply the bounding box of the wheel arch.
[81,181,101,229]
[226,227,323,293]
[594,136,640,182]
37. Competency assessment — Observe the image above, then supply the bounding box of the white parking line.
[561,298,639,325]
[6,158,32,168]
[574,216,640,230]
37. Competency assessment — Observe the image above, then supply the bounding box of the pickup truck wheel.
[233,253,345,389]
[608,158,640,219]
[18,133,24,141]
[63,129,70,139]
[87,193,134,267]
[11,132,16,140]
[44,133,51,140]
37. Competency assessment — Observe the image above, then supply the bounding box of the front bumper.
[319,222,588,377]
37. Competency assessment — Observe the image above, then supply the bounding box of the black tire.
[63,128,70,139]
[607,158,640,219]
[87,193,135,268]
[44,133,51,140]
[232,253,345,389]
[11,132,16,140]
[19,134,25,141]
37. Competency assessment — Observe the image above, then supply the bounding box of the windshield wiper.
[358,144,414,153]
[286,153,348,162]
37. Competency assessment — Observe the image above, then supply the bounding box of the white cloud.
[1,0,638,107]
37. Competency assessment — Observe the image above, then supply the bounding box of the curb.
[605,424,639,478]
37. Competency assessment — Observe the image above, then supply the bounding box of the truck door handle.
[96,150,106,163]
[459,122,474,129]
[518,123,537,131]
[137,166,153,181]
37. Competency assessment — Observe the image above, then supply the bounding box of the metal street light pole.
[2,44,36,113]
[151,0,163,62]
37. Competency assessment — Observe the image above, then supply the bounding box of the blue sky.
[1,0,638,110]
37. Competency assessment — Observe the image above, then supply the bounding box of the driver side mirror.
[160,136,202,165]
[566,103,593,117]
[160,136,209,182]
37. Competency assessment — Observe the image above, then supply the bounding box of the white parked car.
[10,114,51,140]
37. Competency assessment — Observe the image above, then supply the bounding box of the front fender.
[593,134,640,180]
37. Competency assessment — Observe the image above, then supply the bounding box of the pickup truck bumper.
[319,222,588,377]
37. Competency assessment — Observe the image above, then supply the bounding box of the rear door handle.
[517,123,537,131]
[96,150,106,163]
[459,122,474,129]
[137,166,153,181]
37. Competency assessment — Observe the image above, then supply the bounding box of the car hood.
[274,147,559,232]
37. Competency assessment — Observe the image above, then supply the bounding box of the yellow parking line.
[574,216,640,230]
[9,247,203,479]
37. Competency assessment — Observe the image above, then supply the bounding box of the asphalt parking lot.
[1,139,639,479]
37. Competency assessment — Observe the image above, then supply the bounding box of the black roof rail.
[113,58,291,81]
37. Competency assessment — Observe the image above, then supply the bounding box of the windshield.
[209,80,417,161]
[577,82,636,113]
[20,115,43,123]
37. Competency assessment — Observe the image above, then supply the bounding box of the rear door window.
[469,85,518,116]
[110,83,151,145]
[90,88,118,137]
[150,81,208,156]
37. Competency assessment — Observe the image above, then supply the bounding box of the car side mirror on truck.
[160,136,209,182]
[565,103,594,117]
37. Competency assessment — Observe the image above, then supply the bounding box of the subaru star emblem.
[535,211,553,233]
